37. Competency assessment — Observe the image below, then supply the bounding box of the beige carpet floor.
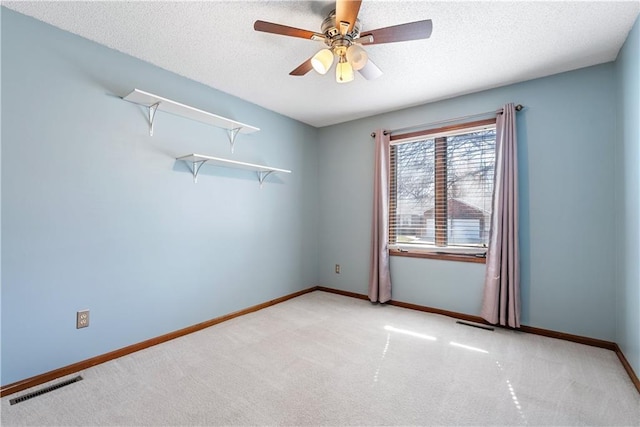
[2,290,639,426]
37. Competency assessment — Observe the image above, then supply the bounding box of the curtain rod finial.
[515,104,523,111]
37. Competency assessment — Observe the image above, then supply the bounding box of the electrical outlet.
[76,310,89,329]
[335,264,341,274]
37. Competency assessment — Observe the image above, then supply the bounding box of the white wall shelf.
[123,89,259,152]
[177,154,291,186]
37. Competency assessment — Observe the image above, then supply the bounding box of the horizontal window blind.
[390,123,496,249]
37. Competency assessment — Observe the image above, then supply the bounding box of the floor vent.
[9,375,83,405]
[456,320,495,331]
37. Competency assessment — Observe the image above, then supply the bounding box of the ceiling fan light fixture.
[335,57,354,83]
[311,49,334,75]
[254,4,434,83]
[346,44,368,70]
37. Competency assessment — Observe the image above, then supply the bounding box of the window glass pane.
[394,139,434,244]
[446,130,495,247]
[390,124,496,250]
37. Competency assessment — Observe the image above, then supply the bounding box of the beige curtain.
[369,130,392,303]
[481,103,520,327]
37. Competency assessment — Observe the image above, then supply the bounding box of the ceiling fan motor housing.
[321,9,361,51]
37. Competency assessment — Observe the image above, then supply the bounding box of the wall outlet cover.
[76,310,89,329]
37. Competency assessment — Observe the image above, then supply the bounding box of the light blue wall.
[318,64,618,341]
[0,8,319,385]
[615,16,640,377]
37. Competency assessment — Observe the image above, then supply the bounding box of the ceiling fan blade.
[290,58,314,76]
[254,20,324,41]
[359,19,432,45]
[335,0,362,35]
[358,59,383,80]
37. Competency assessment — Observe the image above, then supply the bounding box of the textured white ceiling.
[3,1,639,127]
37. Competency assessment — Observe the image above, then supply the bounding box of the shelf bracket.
[148,102,161,136]
[227,127,242,153]
[187,160,208,183]
[257,170,274,188]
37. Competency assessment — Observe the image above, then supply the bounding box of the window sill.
[389,248,486,264]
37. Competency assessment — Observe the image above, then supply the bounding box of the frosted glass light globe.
[346,44,368,71]
[311,49,334,75]
[336,60,354,83]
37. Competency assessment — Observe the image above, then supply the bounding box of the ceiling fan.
[254,0,433,83]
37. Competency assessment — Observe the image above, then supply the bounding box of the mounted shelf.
[122,89,259,152]
[177,154,291,186]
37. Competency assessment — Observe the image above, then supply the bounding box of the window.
[389,119,496,261]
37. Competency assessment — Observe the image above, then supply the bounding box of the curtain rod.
[371,104,523,138]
